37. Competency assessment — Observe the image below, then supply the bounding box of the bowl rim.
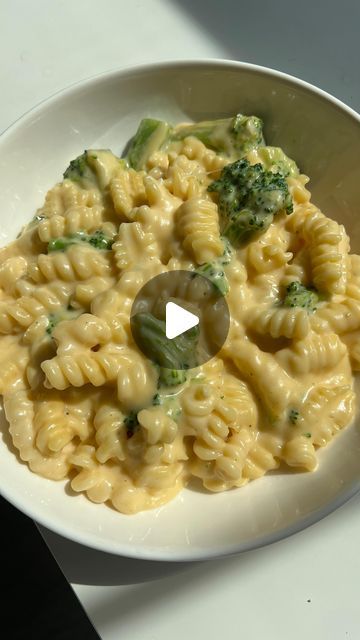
[1,58,359,561]
[1,57,359,142]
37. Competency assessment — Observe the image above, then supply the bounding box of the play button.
[130,270,230,371]
[165,302,199,339]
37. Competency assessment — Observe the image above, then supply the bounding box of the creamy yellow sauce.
[0,121,358,514]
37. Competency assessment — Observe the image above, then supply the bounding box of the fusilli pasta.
[1,112,358,515]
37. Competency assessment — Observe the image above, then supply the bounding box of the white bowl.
[1,60,360,561]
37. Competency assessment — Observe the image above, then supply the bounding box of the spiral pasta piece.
[90,288,130,343]
[175,136,228,176]
[0,334,29,394]
[0,256,28,295]
[282,436,318,471]
[52,313,111,350]
[295,384,355,447]
[109,168,147,219]
[287,204,349,294]
[112,221,158,271]
[34,399,90,455]
[276,332,347,375]
[4,390,71,479]
[41,343,127,390]
[74,275,115,307]
[242,433,282,480]
[182,383,236,460]
[37,205,104,241]
[0,281,74,333]
[37,180,101,218]
[23,316,56,389]
[247,238,292,275]
[69,444,115,503]
[94,404,127,463]
[175,197,223,263]
[246,305,310,339]
[117,349,158,411]
[287,174,311,204]
[212,428,256,485]
[28,244,113,283]
[137,406,178,445]
[311,298,360,334]
[165,154,206,199]
[230,339,296,418]
[280,254,311,287]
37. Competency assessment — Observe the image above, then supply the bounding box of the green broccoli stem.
[158,368,187,387]
[172,118,233,148]
[255,147,299,177]
[131,312,199,373]
[127,119,171,170]
[172,113,265,157]
[196,263,229,295]
[47,230,113,253]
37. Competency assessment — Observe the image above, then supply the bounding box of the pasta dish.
[0,113,357,514]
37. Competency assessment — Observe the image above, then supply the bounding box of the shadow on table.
[40,491,360,589]
[38,493,360,635]
[39,528,264,634]
[39,525,193,586]
[37,494,360,633]
[168,0,360,111]
[78,552,254,634]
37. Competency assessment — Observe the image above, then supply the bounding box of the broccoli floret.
[172,113,264,158]
[231,114,265,155]
[63,151,97,185]
[208,159,293,246]
[64,152,90,181]
[283,282,319,312]
[87,230,114,250]
[196,263,229,295]
[124,412,139,438]
[131,312,199,386]
[63,149,125,189]
[255,146,299,177]
[127,119,171,170]
[47,230,113,253]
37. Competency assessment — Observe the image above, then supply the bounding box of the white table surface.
[1,1,360,638]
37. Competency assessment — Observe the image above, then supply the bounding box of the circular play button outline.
[130,270,230,371]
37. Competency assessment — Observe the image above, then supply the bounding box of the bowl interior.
[1,61,360,560]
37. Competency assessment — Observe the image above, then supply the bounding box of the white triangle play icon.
[165,301,199,340]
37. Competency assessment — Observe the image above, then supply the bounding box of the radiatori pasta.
[0,113,357,514]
